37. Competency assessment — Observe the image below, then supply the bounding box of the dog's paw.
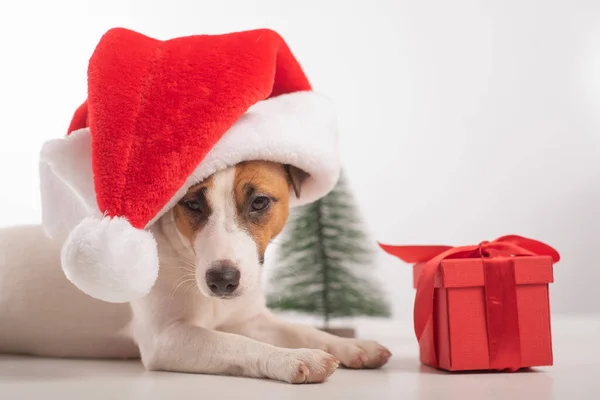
[268,348,339,384]
[326,339,392,369]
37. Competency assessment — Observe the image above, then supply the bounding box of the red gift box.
[379,235,560,372]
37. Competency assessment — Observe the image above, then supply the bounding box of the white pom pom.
[61,216,159,303]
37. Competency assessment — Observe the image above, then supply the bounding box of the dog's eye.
[250,196,271,212]
[184,200,202,212]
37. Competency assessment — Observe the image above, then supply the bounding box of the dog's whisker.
[172,273,195,286]
[170,278,197,300]
[160,255,196,269]
[162,257,196,268]
[169,274,196,298]
[160,260,195,272]
[175,267,196,275]
[160,237,195,254]
[183,281,198,297]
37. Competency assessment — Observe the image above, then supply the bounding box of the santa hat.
[39,28,340,303]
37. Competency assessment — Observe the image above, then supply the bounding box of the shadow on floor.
[384,356,548,375]
[0,355,144,381]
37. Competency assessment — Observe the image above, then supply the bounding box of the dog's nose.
[205,261,241,295]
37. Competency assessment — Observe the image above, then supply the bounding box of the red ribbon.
[379,235,560,370]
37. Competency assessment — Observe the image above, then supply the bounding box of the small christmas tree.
[267,170,391,333]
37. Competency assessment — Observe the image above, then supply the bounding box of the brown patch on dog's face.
[233,161,293,261]
[173,161,307,266]
[173,176,214,243]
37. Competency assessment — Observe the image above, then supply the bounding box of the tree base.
[319,327,356,338]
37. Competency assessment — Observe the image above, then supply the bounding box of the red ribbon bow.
[379,235,560,370]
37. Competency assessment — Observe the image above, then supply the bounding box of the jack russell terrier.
[0,160,391,383]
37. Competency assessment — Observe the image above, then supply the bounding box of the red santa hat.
[39,28,340,303]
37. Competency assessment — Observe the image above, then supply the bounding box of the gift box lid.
[412,255,554,289]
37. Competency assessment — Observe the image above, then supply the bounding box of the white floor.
[0,315,598,400]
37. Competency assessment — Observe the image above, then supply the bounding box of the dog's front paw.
[268,348,339,384]
[327,339,392,369]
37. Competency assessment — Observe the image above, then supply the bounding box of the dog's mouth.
[208,291,243,300]
[197,284,244,300]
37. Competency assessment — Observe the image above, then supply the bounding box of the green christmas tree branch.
[267,169,391,328]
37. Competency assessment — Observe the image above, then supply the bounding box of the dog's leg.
[219,310,392,369]
[131,319,339,383]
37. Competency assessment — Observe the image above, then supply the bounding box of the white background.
[0,0,598,321]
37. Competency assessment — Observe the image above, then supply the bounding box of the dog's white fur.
[0,165,390,384]
[191,168,261,298]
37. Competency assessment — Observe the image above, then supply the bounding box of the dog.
[0,160,391,383]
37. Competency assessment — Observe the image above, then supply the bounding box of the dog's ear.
[284,164,309,199]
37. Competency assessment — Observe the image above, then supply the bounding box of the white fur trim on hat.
[39,128,100,240]
[61,216,159,303]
